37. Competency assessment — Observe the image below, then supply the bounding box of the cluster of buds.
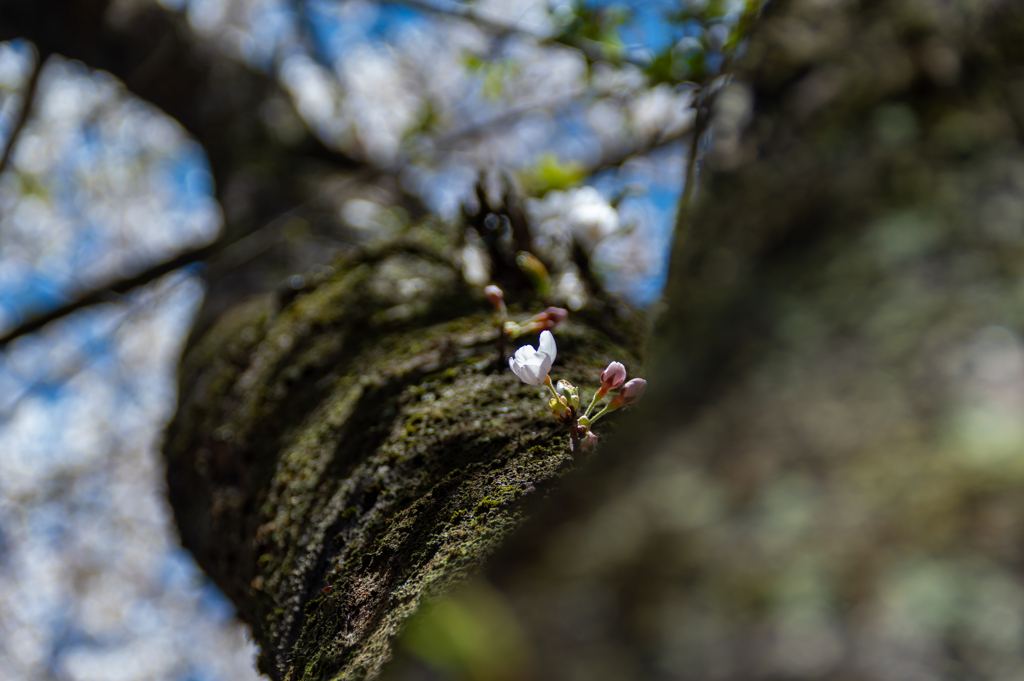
[508,330,647,454]
[484,284,567,339]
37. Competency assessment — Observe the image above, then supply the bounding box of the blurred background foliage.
[0,0,758,678]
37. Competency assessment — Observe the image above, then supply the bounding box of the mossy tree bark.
[166,0,1024,679]
[164,226,644,681]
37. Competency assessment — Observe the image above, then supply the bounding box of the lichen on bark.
[163,228,644,681]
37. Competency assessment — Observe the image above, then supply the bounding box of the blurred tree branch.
[0,240,218,349]
[0,271,191,424]
[0,0,694,351]
[0,0,368,227]
[0,0,371,345]
[0,44,41,179]
[0,195,320,348]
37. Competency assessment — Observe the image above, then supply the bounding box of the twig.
[672,72,734,245]
[0,242,219,349]
[0,195,317,349]
[0,96,697,352]
[0,47,43,178]
[0,9,701,351]
[384,0,540,39]
[425,86,592,154]
[671,0,768,242]
[674,107,705,242]
[0,270,192,423]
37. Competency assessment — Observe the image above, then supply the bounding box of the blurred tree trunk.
[166,0,1024,680]
[472,0,1024,680]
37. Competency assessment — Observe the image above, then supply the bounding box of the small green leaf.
[519,153,587,196]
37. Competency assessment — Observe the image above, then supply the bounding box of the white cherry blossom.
[509,330,557,386]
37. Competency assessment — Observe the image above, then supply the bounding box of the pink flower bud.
[618,378,647,406]
[526,306,568,332]
[484,285,504,308]
[542,307,568,327]
[600,361,626,390]
[581,431,599,453]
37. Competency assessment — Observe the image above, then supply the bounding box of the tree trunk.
[165,0,1024,679]
[163,229,644,680]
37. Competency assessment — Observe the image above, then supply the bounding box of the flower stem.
[544,375,560,398]
[587,400,620,426]
[583,386,607,419]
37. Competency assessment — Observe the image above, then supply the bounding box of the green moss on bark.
[164,238,643,681]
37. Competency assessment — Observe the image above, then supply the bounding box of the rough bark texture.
[163,223,644,680]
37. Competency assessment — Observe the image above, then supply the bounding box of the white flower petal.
[539,330,557,363]
[509,334,556,386]
[537,352,554,379]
